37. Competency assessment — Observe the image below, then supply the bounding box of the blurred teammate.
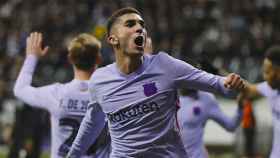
[13,32,109,158]
[67,7,245,158]
[177,88,243,158]
[177,63,243,158]
[242,46,280,158]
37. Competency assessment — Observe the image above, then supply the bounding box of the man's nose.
[135,23,144,34]
[136,28,143,34]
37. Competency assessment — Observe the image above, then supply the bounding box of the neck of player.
[74,67,94,80]
[116,51,143,75]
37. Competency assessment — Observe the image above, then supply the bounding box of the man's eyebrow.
[139,20,145,25]
[124,19,136,24]
[123,19,145,26]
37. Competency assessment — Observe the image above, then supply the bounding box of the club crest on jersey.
[143,82,157,97]
[193,106,201,116]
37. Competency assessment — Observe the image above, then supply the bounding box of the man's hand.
[26,32,49,58]
[224,73,245,91]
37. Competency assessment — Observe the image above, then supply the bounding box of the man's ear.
[96,54,102,65]
[107,35,119,45]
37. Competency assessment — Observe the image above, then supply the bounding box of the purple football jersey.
[69,52,235,158]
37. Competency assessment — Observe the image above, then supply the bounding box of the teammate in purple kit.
[177,88,243,158]
[243,46,280,158]
[177,63,243,158]
[13,32,109,158]
[67,7,246,158]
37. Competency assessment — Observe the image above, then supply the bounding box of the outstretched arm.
[208,96,243,132]
[161,53,245,96]
[13,32,56,110]
[243,81,262,99]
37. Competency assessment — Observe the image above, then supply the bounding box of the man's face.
[263,58,280,89]
[109,13,147,56]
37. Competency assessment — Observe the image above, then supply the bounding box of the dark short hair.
[107,7,141,36]
[265,46,280,67]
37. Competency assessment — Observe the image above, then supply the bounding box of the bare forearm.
[244,81,261,99]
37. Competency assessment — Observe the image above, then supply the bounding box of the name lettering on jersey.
[107,101,160,124]
[68,99,78,110]
[81,100,89,111]
[60,99,90,112]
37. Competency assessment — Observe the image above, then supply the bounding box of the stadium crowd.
[0,0,279,157]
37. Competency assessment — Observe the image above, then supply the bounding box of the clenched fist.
[224,73,246,92]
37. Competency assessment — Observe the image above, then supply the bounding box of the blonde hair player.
[14,32,110,158]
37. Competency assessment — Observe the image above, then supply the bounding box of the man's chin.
[135,45,144,51]
[132,51,144,57]
[133,47,144,55]
[124,50,143,57]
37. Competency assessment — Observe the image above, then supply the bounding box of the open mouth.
[134,36,144,47]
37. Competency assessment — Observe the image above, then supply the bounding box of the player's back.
[13,32,108,158]
[15,77,108,158]
[50,79,91,158]
[51,79,110,158]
